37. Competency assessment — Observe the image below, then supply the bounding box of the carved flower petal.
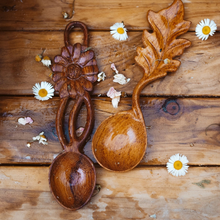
[72,43,82,60]
[61,46,71,59]
[84,74,98,83]
[75,80,84,96]
[52,72,65,82]
[82,65,99,76]
[84,59,97,67]
[51,64,66,73]
[54,56,69,67]
[78,50,94,66]
[67,45,74,56]
[69,81,77,99]
[59,83,69,99]
[79,77,93,92]
[55,78,67,92]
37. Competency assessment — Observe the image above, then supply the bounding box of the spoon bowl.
[92,111,147,171]
[92,0,191,172]
[49,152,96,210]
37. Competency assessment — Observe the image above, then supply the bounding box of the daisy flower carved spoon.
[49,21,98,210]
[92,0,191,172]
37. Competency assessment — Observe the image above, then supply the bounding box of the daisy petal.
[84,59,97,67]
[78,50,94,66]
[54,56,69,67]
[61,46,71,59]
[75,81,84,96]
[79,77,93,92]
[82,65,99,76]
[66,45,74,56]
[51,64,66,73]
[84,74,98,83]
[72,43,82,60]
[59,83,69,99]
[52,72,65,82]
[69,81,77,99]
[55,78,67,91]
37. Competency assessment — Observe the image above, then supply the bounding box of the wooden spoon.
[92,0,191,172]
[49,21,98,210]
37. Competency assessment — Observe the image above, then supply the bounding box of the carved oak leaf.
[135,0,191,78]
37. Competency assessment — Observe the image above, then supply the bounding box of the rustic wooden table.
[0,0,220,219]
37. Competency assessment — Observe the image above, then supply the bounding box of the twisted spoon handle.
[56,92,94,153]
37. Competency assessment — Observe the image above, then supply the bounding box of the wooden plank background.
[0,0,220,31]
[1,96,220,165]
[0,167,220,220]
[0,0,220,219]
[0,32,220,96]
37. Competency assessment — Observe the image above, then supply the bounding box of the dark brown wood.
[49,21,97,210]
[92,0,191,172]
[0,0,220,31]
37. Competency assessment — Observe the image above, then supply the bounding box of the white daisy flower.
[166,153,189,177]
[32,81,54,101]
[33,131,48,145]
[110,22,128,41]
[41,56,52,67]
[195,19,217,40]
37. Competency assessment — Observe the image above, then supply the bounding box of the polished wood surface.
[49,22,97,210]
[1,0,220,218]
[92,0,191,172]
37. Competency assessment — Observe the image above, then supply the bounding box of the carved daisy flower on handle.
[51,43,98,99]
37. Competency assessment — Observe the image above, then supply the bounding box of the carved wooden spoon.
[49,21,98,210]
[92,0,191,172]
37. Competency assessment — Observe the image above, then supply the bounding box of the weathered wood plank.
[0,0,219,31]
[1,96,220,165]
[0,166,219,220]
[0,31,220,96]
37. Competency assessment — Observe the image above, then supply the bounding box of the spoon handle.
[68,91,94,152]
[52,21,98,152]
[64,21,89,48]
[132,73,166,121]
[56,92,94,152]
[132,0,191,120]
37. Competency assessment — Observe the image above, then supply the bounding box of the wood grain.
[0,31,220,96]
[0,0,220,31]
[0,166,219,220]
[1,96,220,165]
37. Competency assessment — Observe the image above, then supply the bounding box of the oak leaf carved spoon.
[92,0,191,172]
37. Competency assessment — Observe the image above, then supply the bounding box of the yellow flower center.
[117,27,125,34]
[38,88,48,97]
[40,135,46,139]
[173,160,183,170]
[202,26,211,35]
[43,56,50,60]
